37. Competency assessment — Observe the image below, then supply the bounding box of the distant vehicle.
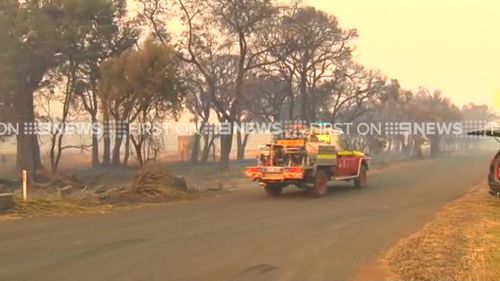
[468,129,500,197]
[245,127,370,197]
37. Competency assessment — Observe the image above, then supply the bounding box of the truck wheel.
[309,169,329,197]
[354,165,368,189]
[264,184,284,197]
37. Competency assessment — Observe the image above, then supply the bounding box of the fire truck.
[245,127,370,197]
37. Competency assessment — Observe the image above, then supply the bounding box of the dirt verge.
[0,164,195,219]
[379,183,500,281]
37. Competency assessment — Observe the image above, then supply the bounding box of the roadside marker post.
[22,170,28,202]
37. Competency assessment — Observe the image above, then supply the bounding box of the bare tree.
[280,6,358,122]
[321,63,385,123]
[175,0,277,168]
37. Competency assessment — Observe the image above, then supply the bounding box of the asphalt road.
[0,154,491,281]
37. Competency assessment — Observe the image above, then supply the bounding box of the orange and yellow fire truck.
[245,128,370,197]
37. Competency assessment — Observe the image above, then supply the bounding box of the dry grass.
[8,196,109,218]
[131,164,189,200]
[0,164,194,219]
[384,184,500,281]
[459,201,500,281]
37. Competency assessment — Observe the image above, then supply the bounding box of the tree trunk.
[309,90,316,122]
[219,132,233,169]
[54,130,65,173]
[414,136,424,159]
[112,122,123,166]
[91,115,99,167]
[130,136,144,168]
[16,134,36,180]
[212,140,217,163]
[299,70,308,122]
[201,133,214,163]
[49,134,57,173]
[191,134,201,163]
[103,136,111,166]
[123,133,130,167]
[112,137,123,166]
[287,81,295,120]
[236,131,249,161]
[135,143,143,167]
[102,115,111,166]
[15,89,40,180]
[430,136,441,158]
[32,136,42,170]
[131,137,144,167]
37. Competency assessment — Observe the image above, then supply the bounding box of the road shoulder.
[357,183,500,281]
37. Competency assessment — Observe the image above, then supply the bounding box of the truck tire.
[309,169,329,197]
[264,184,284,197]
[354,164,368,189]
